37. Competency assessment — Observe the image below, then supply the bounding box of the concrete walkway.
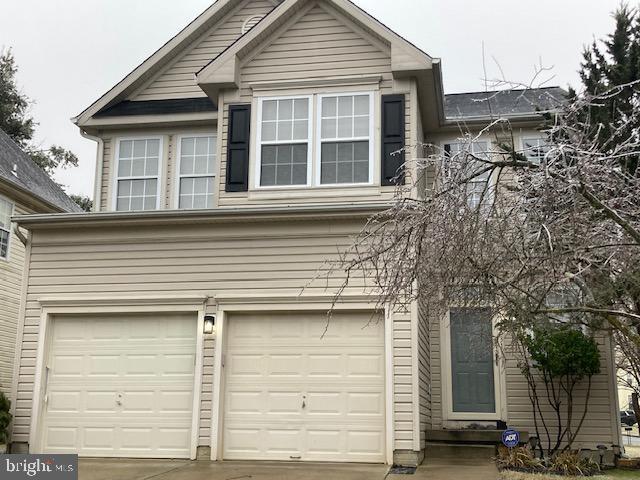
[78,455,499,480]
[419,452,499,480]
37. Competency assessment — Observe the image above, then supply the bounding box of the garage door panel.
[269,355,304,377]
[51,355,84,376]
[347,354,384,377]
[228,354,263,376]
[223,312,385,463]
[41,314,197,458]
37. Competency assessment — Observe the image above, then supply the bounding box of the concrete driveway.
[78,460,388,480]
[78,456,499,480]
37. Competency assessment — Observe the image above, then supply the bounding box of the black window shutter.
[226,104,251,192]
[381,94,406,186]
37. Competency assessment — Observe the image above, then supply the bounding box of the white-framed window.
[255,92,375,189]
[444,140,491,209]
[318,92,374,186]
[256,96,312,188]
[0,197,13,260]
[177,135,217,209]
[522,137,550,164]
[114,137,162,211]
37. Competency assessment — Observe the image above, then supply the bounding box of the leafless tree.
[328,82,640,452]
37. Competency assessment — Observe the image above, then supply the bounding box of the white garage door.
[41,313,197,458]
[223,312,385,463]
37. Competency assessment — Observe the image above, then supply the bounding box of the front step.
[425,443,497,462]
[426,428,530,445]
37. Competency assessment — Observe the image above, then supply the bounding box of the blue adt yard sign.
[502,429,520,448]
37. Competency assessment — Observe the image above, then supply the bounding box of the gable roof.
[445,87,567,121]
[74,0,281,127]
[0,129,82,213]
[196,0,434,89]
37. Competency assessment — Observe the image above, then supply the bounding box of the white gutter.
[13,202,391,228]
[79,129,104,213]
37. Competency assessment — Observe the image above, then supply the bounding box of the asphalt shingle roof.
[0,129,82,213]
[444,87,567,120]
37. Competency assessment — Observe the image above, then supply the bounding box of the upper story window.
[0,197,13,260]
[177,135,217,209]
[115,138,161,211]
[319,93,373,185]
[258,97,311,187]
[522,137,550,164]
[444,140,491,209]
[256,92,373,189]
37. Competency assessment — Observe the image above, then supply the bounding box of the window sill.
[247,185,385,201]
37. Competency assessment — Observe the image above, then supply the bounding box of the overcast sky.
[1,0,621,198]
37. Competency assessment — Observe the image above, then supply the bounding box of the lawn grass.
[499,469,640,480]
[605,471,640,479]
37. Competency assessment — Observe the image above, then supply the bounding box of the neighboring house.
[0,130,81,405]
[9,0,620,466]
[619,372,635,411]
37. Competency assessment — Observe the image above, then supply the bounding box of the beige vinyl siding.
[427,315,617,449]
[428,314,443,431]
[216,2,409,207]
[393,311,414,451]
[132,0,276,101]
[0,202,29,401]
[199,335,215,446]
[100,138,112,211]
[13,216,414,452]
[238,4,392,90]
[97,2,414,212]
[417,296,430,448]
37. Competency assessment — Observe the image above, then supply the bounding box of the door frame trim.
[30,295,207,459]
[210,294,393,464]
[440,309,507,422]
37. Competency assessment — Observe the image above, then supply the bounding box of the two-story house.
[0,129,81,406]
[9,0,620,466]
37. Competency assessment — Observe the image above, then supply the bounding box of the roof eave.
[14,203,390,229]
[0,176,73,214]
[76,111,219,132]
[74,0,237,127]
[442,111,559,126]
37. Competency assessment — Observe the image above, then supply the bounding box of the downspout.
[8,229,31,446]
[79,129,104,213]
[12,225,27,246]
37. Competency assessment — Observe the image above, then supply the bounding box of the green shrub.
[549,451,600,477]
[496,446,544,472]
[0,392,12,444]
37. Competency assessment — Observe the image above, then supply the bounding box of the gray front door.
[450,308,496,414]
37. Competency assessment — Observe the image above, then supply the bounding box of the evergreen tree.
[578,4,640,174]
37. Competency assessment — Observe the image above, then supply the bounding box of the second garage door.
[223,312,385,463]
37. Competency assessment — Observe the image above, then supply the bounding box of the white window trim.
[255,94,314,190]
[111,136,164,212]
[174,133,218,210]
[0,195,14,262]
[442,139,495,209]
[315,91,375,188]
[521,136,548,164]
